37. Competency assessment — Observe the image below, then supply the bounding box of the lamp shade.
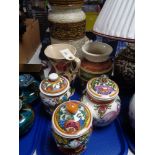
[93,0,135,42]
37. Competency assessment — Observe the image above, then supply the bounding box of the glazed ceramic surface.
[51,36,89,58]
[82,41,113,63]
[19,104,35,136]
[48,8,86,40]
[114,43,135,91]
[44,44,81,82]
[82,95,121,127]
[87,77,119,102]
[39,73,73,115]
[79,58,113,81]
[19,74,40,104]
[52,100,92,154]
[129,94,135,130]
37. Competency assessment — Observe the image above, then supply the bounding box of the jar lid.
[87,77,119,101]
[52,100,92,138]
[39,73,70,96]
[19,74,34,87]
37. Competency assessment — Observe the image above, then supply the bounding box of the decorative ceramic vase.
[114,43,135,91]
[81,77,121,127]
[48,8,86,41]
[129,94,135,130]
[19,74,40,104]
[39,73,73,115]
[48,0,84,7]
[79,58,113,82]
[19,104,35,136]
[44,44,81,82]
[52,100,93,154]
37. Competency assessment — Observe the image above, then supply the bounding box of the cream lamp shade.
[93,0,135,42]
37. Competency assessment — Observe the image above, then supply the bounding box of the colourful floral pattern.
[53,128,92,153]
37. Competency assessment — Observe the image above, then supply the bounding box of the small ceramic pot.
[129,94,135,130]
[114,43,135,91]
[52,100,93,154]
[44,44,81,83]
[81,77,121,127]
[19,74,40,104]
[19,104,35,136]
[39,73,73,115]
[82,41,113,63]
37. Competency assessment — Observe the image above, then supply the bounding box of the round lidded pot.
[39,73,73,115]
[52,100,93,154]
[81,77,121,127]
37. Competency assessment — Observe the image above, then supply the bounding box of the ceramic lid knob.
[66,101,78,114]
[49,73,59,81]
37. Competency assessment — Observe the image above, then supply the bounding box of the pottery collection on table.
[52,100,93,154]
[39,73,73,115]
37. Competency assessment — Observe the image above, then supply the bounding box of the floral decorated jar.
[81,77,121,127]
[52,100,93,154]
[19,102,35,136]
[19,74,40,104]
[39,73,73,115]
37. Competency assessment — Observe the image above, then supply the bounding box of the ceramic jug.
[44,44,81,82]
[52,100,92,154]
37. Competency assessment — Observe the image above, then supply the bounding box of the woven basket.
[49,20,86,40]
[48,0,84,6]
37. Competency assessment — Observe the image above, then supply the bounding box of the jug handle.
[72,57,81,73]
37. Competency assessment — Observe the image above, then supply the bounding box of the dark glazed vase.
[114,43,135,92]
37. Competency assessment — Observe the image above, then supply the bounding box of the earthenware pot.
[114,43,135,91]
[39,73,73,115]
[19,104,35,136]
[129,94,135,130]
[81,77,121,127]
[48,8,86,41]
[52,100,93,154]
[19,74,40,104]
[79,58,113,82]
[82,41,113,63]
[44,44,81,82]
